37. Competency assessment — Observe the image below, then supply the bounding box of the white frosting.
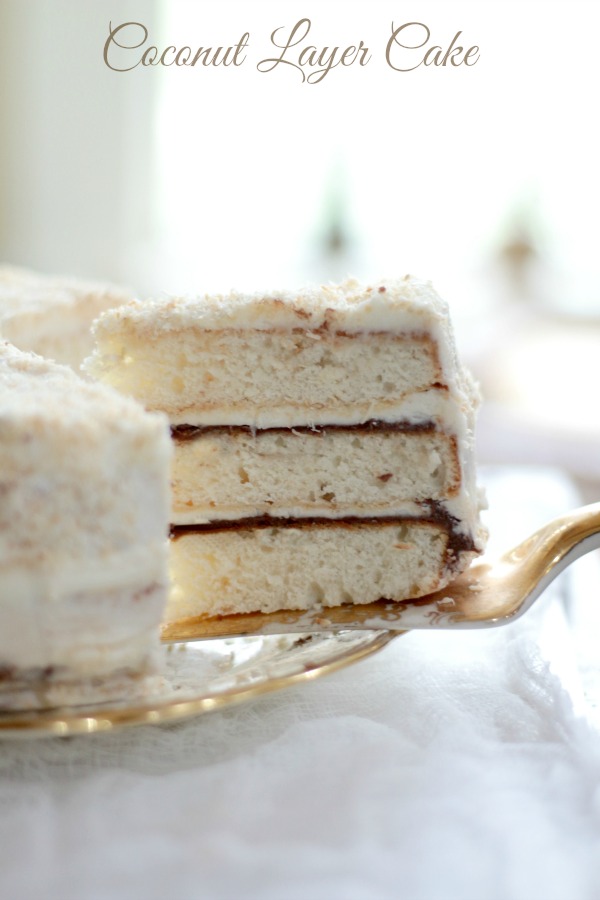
[0,343,172,691]
[90,276,450,335]
[0,545,168,671]
[169,386,478,432]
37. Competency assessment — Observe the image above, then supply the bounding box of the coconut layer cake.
[0,342,171,709]
[85,276,487,620]
[0,264,132,370]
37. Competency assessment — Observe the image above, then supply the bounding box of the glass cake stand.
[0,630,398,739]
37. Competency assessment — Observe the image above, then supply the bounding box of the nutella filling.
[170,508,477,562]
[171,419,439,441]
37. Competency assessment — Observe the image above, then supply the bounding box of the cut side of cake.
[0,264,132,370]
[0,342,171,709]
[85,276,487,621]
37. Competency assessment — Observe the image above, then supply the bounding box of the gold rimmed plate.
[0,629,399,739]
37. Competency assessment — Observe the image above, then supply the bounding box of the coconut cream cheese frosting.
[0,342,172,709]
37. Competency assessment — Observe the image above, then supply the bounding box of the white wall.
[0,0,158,283]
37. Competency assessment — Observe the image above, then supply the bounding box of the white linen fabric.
[1,467,600,900]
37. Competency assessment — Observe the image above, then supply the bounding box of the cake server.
[161,502,600,642]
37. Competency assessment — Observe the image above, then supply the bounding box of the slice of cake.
[85,276,486,620]
[0,264,132,370]
[0,342,171,709]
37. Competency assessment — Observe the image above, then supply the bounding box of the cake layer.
[170,422,460,524]
[86,328,445,426]
[166,519,477,620]
[85,276,477,428]
[0,264,131,369]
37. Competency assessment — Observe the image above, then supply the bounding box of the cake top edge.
[0,263,132,298]
[0,341,169,436]
[91,276,450,336]
[0,263,133,323]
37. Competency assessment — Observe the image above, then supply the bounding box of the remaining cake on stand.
[0,264,132,370]
[85,276,487,621]
[0,342,172,709]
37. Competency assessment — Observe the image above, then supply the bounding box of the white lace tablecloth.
[2,467,600,900]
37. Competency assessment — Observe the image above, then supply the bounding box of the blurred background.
[1,0,600,494]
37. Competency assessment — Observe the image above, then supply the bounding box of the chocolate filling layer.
[171,419,439,442]
[170,508,477,559]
